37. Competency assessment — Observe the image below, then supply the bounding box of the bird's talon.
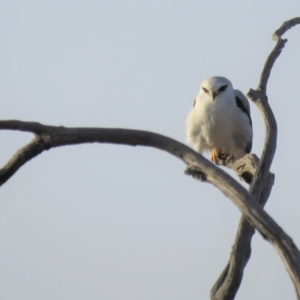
[219,153,228,160]
[216,152,235,163]
[211,148,220,164]
[225,153,235,162]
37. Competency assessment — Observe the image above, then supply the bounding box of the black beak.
[212,92,218,101]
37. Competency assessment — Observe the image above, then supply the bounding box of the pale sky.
[1,1,300,299]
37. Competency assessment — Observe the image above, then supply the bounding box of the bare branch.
[215,154,262,184]
[1,121,300,297]
[211,17,300,300]
[249,17,300,199]
[273,17,300,38]
[211,155,274,300]
[0,120,52,134]
[0,136,47,186]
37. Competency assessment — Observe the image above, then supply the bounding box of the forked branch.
[210,17,300,300]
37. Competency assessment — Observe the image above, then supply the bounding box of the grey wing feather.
[234,89,250,114]
[234,89,252,127]
[234,89,252,153]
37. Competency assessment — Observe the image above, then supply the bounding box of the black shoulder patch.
[245,140,252,153]
[235,96,252,127]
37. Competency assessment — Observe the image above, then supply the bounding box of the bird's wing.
[234,89,253,153]
[234,89,252,127]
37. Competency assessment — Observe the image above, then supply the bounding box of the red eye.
[202,87,209,93]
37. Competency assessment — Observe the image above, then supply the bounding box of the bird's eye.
[218,85,228,92]
[202,87,209,93]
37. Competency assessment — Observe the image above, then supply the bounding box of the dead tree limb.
[1,16,300,300]
[211,154,274,300]
[210,17,300,300]
[1,122,300,297]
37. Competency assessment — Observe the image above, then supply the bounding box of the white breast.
[186,93,252,158]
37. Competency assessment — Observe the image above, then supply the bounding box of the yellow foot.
[226,153,235,161]
[211,150,235,164]
[210,149,221,164]
[220,152,235,162]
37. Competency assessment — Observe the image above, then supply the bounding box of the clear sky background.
[0,1,300,299]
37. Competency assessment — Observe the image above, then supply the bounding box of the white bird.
[186,76,252,163]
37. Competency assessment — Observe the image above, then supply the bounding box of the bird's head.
[199,76,233,101]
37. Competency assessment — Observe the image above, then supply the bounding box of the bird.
[186,76,253,164]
